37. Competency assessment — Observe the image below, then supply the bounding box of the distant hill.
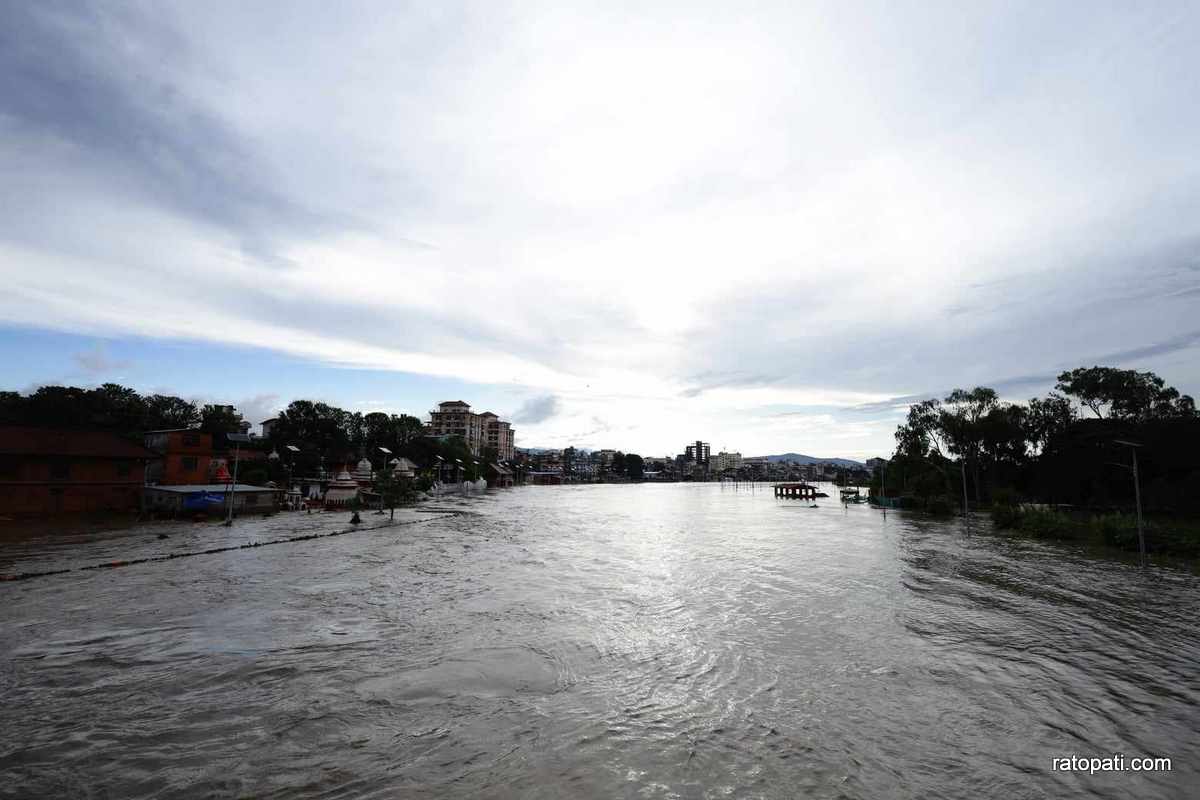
[756,453,864,468]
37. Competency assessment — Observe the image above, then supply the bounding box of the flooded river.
[1,483,1197,798]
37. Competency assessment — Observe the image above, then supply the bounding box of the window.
[183,433,200,447]
[181,457,198,472]
[50,460,71,480]
[0,457,18,480]
[116,461,132,477]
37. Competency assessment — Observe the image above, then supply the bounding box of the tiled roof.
[0,426,158,459]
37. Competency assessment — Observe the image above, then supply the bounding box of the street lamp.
[375,446,392,513]
[223,432,251,526]
[1113,440,1146,567]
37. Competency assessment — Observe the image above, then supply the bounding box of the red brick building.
[143,429,216,485]
[0,426,156,516]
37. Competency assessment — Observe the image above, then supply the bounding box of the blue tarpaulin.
[183,492,226,511]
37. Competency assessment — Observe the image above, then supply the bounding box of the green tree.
[273,400,352,456]
[145,393,200,429]
[895,399,947,461]
[1025,393,1075,455]
[1056,366,1196,421]
[373,467,413,520]
[939,387,998,505]
[199,404,244,436]
[88,383,148,431]
[625,453,645,480]
[0,392,24,424]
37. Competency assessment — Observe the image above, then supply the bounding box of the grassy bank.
[991,505,1200,560]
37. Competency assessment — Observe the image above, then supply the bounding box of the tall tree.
[145,394,200,429]
[199,404,244,436]
[1056,366,1196,421]
[625,453,645,480]
[939,387,998,504]
[1025,393,1075,455]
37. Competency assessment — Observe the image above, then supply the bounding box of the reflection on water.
[1,483,1197,798]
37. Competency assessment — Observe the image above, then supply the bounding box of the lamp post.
[223,432,251,527]
[1114,440,1146,567]
[286,444,299,506]
[268,448,281,509]
[376,446,392,513]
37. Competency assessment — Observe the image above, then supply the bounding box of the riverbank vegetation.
[0,387,489,484]
[990,505,1200,559]
[873,366,1200,554]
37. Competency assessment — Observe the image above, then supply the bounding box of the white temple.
[353,458,374,486]
[324,467,361,506]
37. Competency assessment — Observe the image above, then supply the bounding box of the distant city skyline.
[3,3,1198,460]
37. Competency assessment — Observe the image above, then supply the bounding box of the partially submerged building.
[143,483,278,516]
[0,426,156,516]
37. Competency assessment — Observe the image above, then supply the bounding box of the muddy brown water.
[1,483,1197,798]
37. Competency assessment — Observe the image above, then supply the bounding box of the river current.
[1,483,1197,798]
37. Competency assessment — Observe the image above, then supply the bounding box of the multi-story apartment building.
[684,441,710,466]
[711,451,743,472]
[478,412,516,461]
[427,401,516,460]
[144,429,216,485]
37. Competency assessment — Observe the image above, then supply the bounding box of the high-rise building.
[712,451,742,472]
[684,441,710,466]
[427,401,516,460]
[478,412,516,461]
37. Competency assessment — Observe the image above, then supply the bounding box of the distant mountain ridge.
[755,453,864,468]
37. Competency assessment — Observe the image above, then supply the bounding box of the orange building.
[0,426,156,516]
[143,429,216,485]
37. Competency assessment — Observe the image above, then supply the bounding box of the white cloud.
[2,1,1199,457]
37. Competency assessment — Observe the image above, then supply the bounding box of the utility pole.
[1115,440,1146,567]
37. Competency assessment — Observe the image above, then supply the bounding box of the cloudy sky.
[2,1,1198,459]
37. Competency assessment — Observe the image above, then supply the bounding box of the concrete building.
[685,441,710,466]
[712,451,743,472]
[865,457,888,474]
[478,412,516,461]
[0,426,157,516]
[427,401,516,458]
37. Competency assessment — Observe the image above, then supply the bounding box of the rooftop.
[145,484,276,493]
[0,426,158,459]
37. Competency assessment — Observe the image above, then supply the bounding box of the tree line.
[879,366,1199,514]
[0,383,244,435]
[0,385,486,480]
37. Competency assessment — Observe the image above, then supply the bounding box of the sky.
[2,1,1198,460]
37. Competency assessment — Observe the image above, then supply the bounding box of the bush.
[926,495,955,516]
[991,487,1019,507]
[1090,513,1139,549]
[1016,508,1082,540]
[991,504,1021,529]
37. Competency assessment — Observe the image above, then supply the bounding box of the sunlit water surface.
[1,483,1197,799]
